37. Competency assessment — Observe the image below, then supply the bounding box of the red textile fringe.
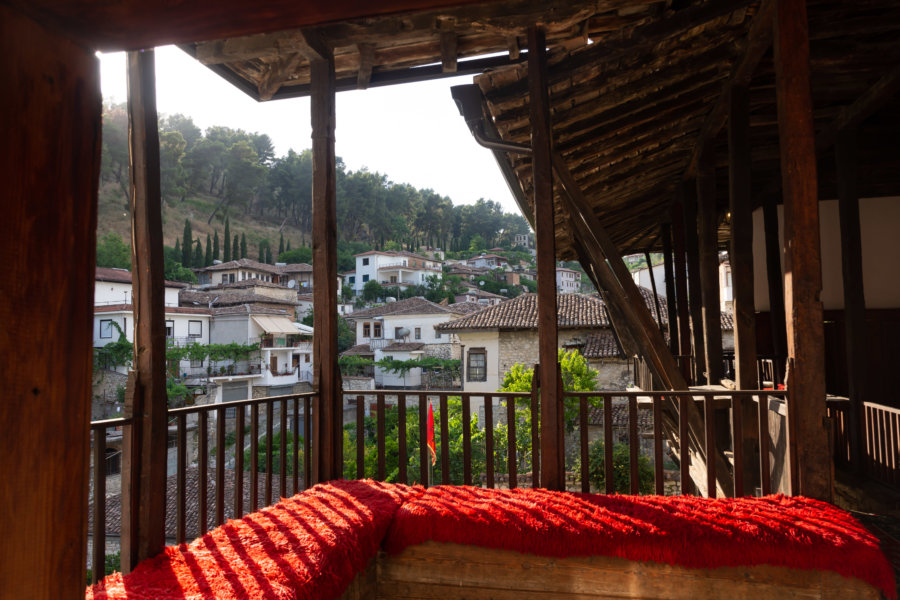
[385,486,897,599]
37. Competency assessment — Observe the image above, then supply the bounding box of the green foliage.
[224,218,231,262]
[96,233,131,270]
[240,233,247,259]
[181,219,193,268]
[578,441,654,494]
[85,551,121,585]
[166,377,191,407]
[362,280,385,302]
[213,230,220,261]
[205,234,213,266]
[93,321,133,371]
[302,310,355,353]
[244,433,304,475]
[163,244,198,282]
[279,246,312,264]
[374,356,460,379]
[338,355,374,376]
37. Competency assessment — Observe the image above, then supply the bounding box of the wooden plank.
[696,144,722,385]
[763,196,786,385]
[580,397,589,493]
[731,396,744,497]
[530,370,541,488]
[177,414,187,542]
[398,396,408,484]
[265,400,273,506]
[644,251,663,330]
[440,395,450,485]
[758,394,771,495]
[835,128,865,470]
[311,46,341,483]
[357,395,366,479]
[216,407,225,525]
[126,48,169,565]
[653,396,664,495]
[250,404,259,511]
[704,397,716,498]
[440,30,458,73]
[683,182,706,384]
[279,399,288,498]
[234,407,244,518]
[604,396,614,495]
[304,396,312,490]
[662,224,679,356]
[679,395,691,495]
[419,396,428,486]
[671,201,693,382]
[292,397,299,494]
[629,396,639,494]
[92,429,106,584]
[815,66,900,152]
[529,25,563,491]
[508,397,518,489]
[485,397,495,488]
[356,43,375,90]
[774,0,831,502]
[377,394,386,480]
[199,411,209,534]
[463,395,472,486]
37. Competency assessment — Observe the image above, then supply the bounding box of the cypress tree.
[286,239,291,252]
[240,233,247,259]
[234,234,241,259]
[278,233,285,257]
[205,234,213,266]
[182,219,192,267]
[223,218,231,262]
[258,240,267,263]
[174,237,181,258]
[213,230,220,261]
[265,245,273,265]
[192,240,202,268]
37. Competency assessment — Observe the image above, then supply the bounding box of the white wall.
[753,197,900,311]
[632,264,667,297]
[458,330,501,393]
[94,281,180,306]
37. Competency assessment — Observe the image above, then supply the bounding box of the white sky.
[98,46,519,213]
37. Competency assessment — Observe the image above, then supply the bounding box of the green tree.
[174,237,181,257]
[579,441,654,494]
[265,245,273,265]
[258,239,268,263]
[204,233,213,266]
[362,280,385,302]
[234,234,240,259]
[181,219,193,268]
[96,233,131,269]
[279,247,312,264]
[240,233,248,259]
[158,130,187,199]
[213,230,220,261]
[223,218,231,262]
[279,233,285,256]
[192,239,203,268]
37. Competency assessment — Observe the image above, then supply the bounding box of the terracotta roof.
[205,278,288,290]
[582,330,623,359]
[180,290,299,307]
[587,398,654,431]
[437,293,609,331]
[382,342,425,352]
[95,266,188,288]
[459,288,507,299]
[94,304,210,316]
[211,305,295,317]
[468,254,507,261]
[348,297,453,319]
[720,311,734,330]
[198,258,282,274]
[280,262,312,273]
[353,250,434,263]
[341,343,373,356]
[447,302,487,315]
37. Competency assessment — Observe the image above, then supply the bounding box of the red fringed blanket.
[86,480,421,600]
[384,485,896,599]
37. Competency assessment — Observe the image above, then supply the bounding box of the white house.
[348,250,442,294]
[94,266,184,306]
[454,288,506,306]
[467,253,509,269]
[194,258,283,286]
[631,262,667,297]
[556,267,582,293]
[513,233,534,249]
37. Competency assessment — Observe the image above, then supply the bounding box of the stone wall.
[424,343,453,360]
[590,358,633,390]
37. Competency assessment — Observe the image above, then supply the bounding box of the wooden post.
[1,5,100,596]
[309,39,341,483]
[683,182,707,383]
[774,0,831,501]
[697,144,723,385]
[671,201,693,382]
[124,49,169,567]
[529,25,562,491]
[835,127,865,470]
[763,196,787,384]
[662,224,679,356]
[645,251,664,331]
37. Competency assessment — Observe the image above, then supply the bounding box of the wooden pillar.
[0,5,101,596]
[728,85,758,389]
[684,182,707,383]
[662,224,679,356]
[774,0,831,501]
[529,25,562,491]
[671,201,693,383]
[645,252,664,332]
[835,128,865,469]
[123,49,169,568]
[763,196,787,383]
[697,144,723,385]
[310,43,341,483]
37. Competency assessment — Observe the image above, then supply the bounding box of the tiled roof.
[382,342,425,352]
[437,293,609,331]
[341,343,373,356]
[447,302,486,315]
[198,258,282,274]
[587,398,654,431]
[95,266,188,288]
[180,290,299,307]
[459,288,506,299]
[348,297,452,319]
[280,262,312,273]
[721,311,734,330]
[205,278,287,290]
[94,304,210,316]
[211,305,295,317]
[582,330,623,359]
[353,250,434,262]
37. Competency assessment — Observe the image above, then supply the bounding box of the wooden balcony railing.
[829,398,900,488]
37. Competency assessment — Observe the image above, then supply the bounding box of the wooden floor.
[339,541,883,600]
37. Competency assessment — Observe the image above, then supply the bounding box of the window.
[362,274,369,282]
[221,275,228,284]
[165,320,174,338]
[414,327,421,340]
[395,327,403,339]
[348,276,355,284]
[435,330,442,340]
[467,349,486,382]
[229,274,236,283]
[363,323,371,337]
[362,258,369,266]
[390,276,397,283]
[188,320,202,338]
[190,358,203,368]
[373,322,382,338]
[99,319,114,339]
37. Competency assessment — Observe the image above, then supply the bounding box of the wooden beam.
[506,35,520,60]
[0,4,100,596]
[835,128,865,470]
[683,0,774,179]
[662,224,680,357]
[774,0,831,501]
[125,49,169,567]
[696,144,723,385]
[356,43,375,90]
[671,201,692,382]
[816,66,900,152]
[763,196,787,384]
[440,29,458,73]
[529,25,562,491]
[311,48,341,484]
[644,251,664,330]
[728,85,757,390]
[258,52,303,100]
[683,182,707,384]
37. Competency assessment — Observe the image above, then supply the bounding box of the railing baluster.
[629,396,639,495]
[604,395,613,494]
[679,394,691,496]
[440,394,450,485]
[579,396,589,493]
[92,428,105,584]
[377,393,386,481]
[292,397,299,495]
[732,396,744,497]
[463,394,472,486]
[531,381,540,489]
[304,396,311,491]
[508,396,518,490]
[265,400,273,507]
[704,396,715,498]
[198,410,208,535]
[250,403,258,512]
[398,395,407,484]
[234,407,244,519]
[484,396,494,489]
[653,396,663,495]
[216,407,225,526]
[419,396,428,486]
[757,394,771,495]
[280,399,287,499]
[177,414,186,543]
[357,395,365,480]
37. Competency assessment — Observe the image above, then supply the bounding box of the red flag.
[427,402,436,466]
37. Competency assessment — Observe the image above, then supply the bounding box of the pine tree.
[192,240,202,268]
[234,234,241,259]
[182,219,193,268]
[265,245,273,265]
[205,234,213,266]
[240,233,247,259]
[278,233,285,257]
[223,218,231,262]
[213,230,220,261]
[258,239,267,263]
